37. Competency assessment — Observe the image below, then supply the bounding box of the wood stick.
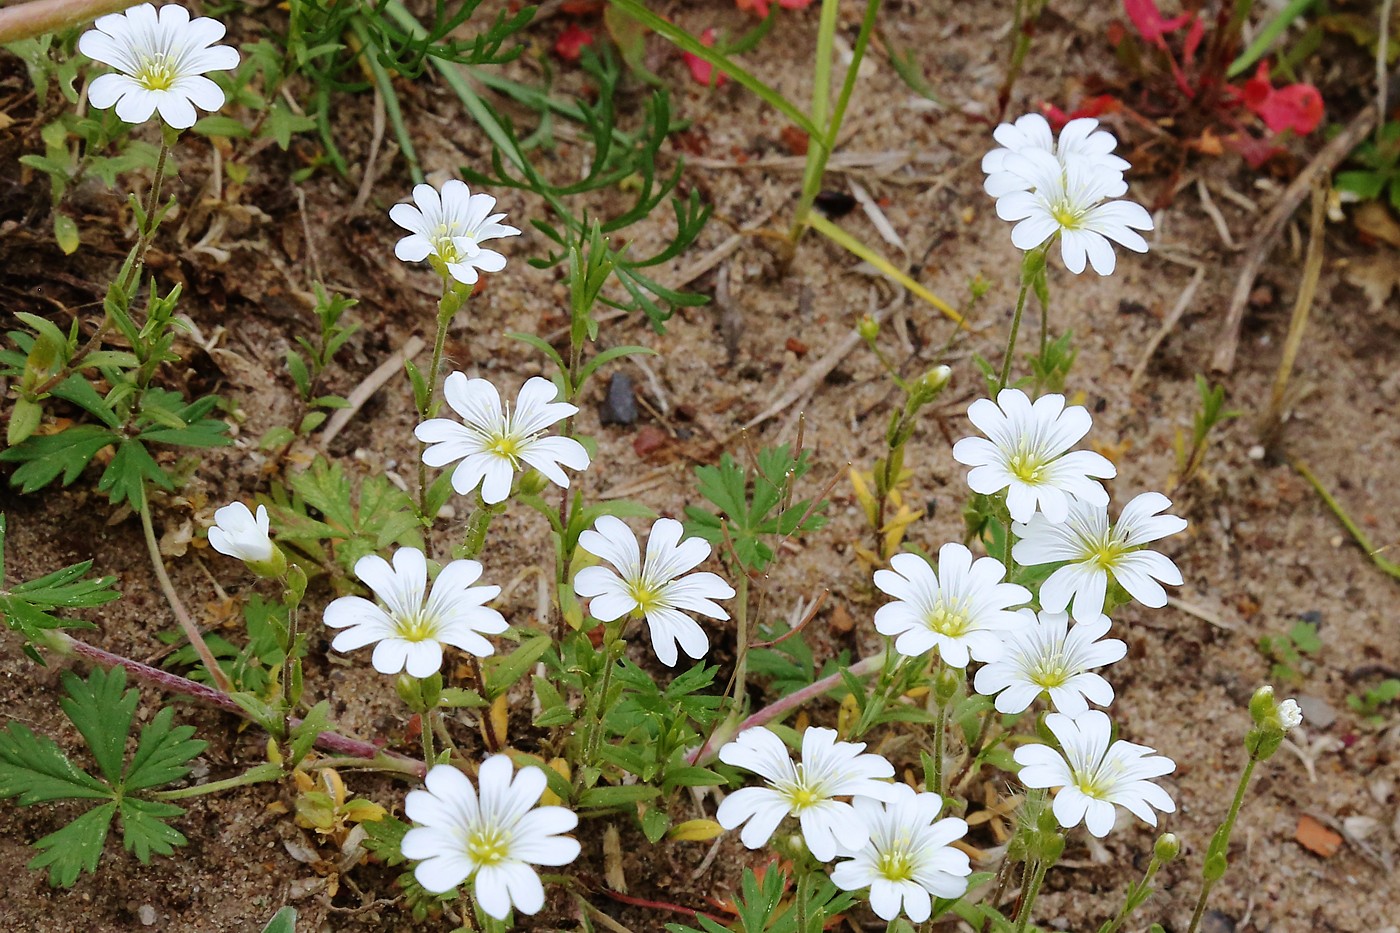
[0,0,131,44]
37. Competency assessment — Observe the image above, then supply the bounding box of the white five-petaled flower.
[390,181,521,286]
[982,114,1131,186]
[716,726,897,862]
[1277,698,1303,732]
[831,784,971,923]
[79,3,239,130]
[402,758,580,920]
[989,147,1154,276]
[207,501,274,563]
[324,548,506,677]
[951,389,1116,524]
[873,544,1030,667]
[416,374,589,505]
[1013,491,1187,623]
[573,516,734,666]
[1014,710,1176,837]
[974,609,1126,716]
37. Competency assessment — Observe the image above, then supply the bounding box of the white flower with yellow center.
[402,757,580,920]
[1014,710,1176,837]
[573,516,735,666]
[716,726,897,862]
[990,147,1153,276]
[974,609,1125,716]
[873,544,1030,667]
[982,113,1131,193]
[831,784,971,923]
[324,547,506,677]
[415,374,589,505]
[78,3,239,130]
[390,180,521,286]
[951,389,1116,524]
[1013,491,1187,622]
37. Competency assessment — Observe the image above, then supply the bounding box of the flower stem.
[998,278,1032,393]
[1186,755,1259,933]
[458,500,496,560]
[729,568,751,713]
[137,489,232,694]
[421,708,437,766]
[1100,853,1165,933]
[1012,853,1049,933]
[793,861,812,933]
[470,654,500,753]
[932,694,949,797]
[582,627,620,770]
[419,281,467,515]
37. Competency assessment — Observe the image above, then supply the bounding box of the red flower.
[1122,0,1193,48]
[1240,62,1323,136]
[682,28,727,88]
[553,23,594,62]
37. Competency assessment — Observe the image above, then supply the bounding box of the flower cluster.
[983,113,1153,275]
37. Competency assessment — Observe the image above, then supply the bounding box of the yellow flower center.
[925,599,971,637]
[430,222,474,265]
[1008,451,1045,484]
[876,844,916,882]
[1087,540,1125,570]
[394,612,438,643]
[1050,201,1084,230]
[136,53,178,91]
[778,765,825,813]
[626,579,663,616]
[465,827,511,866]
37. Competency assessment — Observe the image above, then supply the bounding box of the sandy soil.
[1,1,1398,930]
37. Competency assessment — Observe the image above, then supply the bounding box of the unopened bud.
[1248,685,1277,726]
[1154,832,1181,863]
[933,666,961,705]
[857,315,880,343]
[917,365,952,396]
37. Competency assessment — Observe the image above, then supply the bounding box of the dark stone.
[599,372,638,426]
[1201,910,1237,933]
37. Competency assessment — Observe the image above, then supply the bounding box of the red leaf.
[553,23,594,62]
[1123,0,1194,48]
[1241,63,1324,136]
[682,28,728,87]
[1040,95,1120,131]
[738,0,815,14]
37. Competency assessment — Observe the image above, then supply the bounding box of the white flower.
[324,548,506,677]
[207,502,273,563]
[951,389,1116,524]
[982,114,1130,187]
[573,516,734,666]
[1277,698,1303,732]
[873,544,1030,667]
[416,374,589,505]
[1014,710,1175,837]
[402,758,580,920]
[390,181,521,286]
[974,610,1125,716]
[79,3,239,130]
[716,726,896,862]
[831,784,971,923]
[1013,491,1187,623]
[989,148,1153,276]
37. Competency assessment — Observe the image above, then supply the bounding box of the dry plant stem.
[138,495,232,693]
[0,0,131,43]
[729,568,751,712]
[1212,102,1378,372]
[1292,460,1400,579]
[1259,182,1327,446]
[1185,756,1259,933]
[55,634,427,776]
[469,654,500,752]
[688,650,888,765]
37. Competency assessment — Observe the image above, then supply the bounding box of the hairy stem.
[470,654,501,753]
[1186,756,1259,933]
[998,277,1032,392]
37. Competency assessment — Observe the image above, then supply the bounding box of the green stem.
[138,489,232,694]
[582,629,620,769]
[421,707,437,766]
[153,762,283,800]
[470,654,500,753]
[419,284,463,515]
[998,277,1032,392]
[458,500,496,560]
[1186,756,1259,933]
[794,862,812,933]
[1100,856,1164,933]
[932,695,948,797]
[1012,854,1049,933]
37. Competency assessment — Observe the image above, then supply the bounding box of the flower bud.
[933,666,962,705]
[917,365,953,397]
[1248,685,1278,726]
[857,315,880,343]
[1276,698,1303,732]
[209,502,286,578]
[1154,832,1181,863]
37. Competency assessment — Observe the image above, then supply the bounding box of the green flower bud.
[1249,685,1278,726]
[1154,832,1181,863]
[934,666,962,705]
[857,315,880,343]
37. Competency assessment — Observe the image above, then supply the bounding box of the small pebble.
[1247,444,1265,460]
[599,372,638,426]
[139,905,157,926]
[1201,909,1236,933]
[1295,695,1336,730]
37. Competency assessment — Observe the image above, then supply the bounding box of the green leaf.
[28,800,116,888]
[119,795,188,861]
[123,706,205,791]
[289,702,329,770]
[98,439,167,505]
[53,212,80,255]
[7,396,43,446]
[59,667,136,785]
[577,784,661,809]
[0,723,110,803]
[260,907,298,933]
[483,634,552,699]
[0,425,117,493]
[193,115,252,139]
